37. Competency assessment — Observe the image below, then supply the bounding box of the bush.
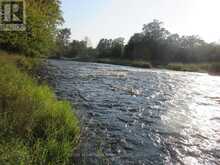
[0,55,80,164]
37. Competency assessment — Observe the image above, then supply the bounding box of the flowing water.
[46,59,220,165]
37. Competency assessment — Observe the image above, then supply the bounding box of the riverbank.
[0,52,80,164]
[97,59,220,74]
[165,63,220,74]
[63,57,152,69]
[94,58,152,68]
[66,57,220,74]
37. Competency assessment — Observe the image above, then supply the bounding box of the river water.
[46,60,220,165]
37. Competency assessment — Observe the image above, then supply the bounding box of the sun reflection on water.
[161,73,220,164]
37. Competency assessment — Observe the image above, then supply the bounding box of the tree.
[143,19,170,41]
[142,20,170,64]
[57,28,71,47]
[96,39,113,57]
[96,38,125,58]
[180,35,205,49]
[111,37,125,58]
[55,28,71,57]
[67,40,87,57]
[124,33,151,60]
[177,35,206,63]
[123,20,219,64]
[0,0,63,57]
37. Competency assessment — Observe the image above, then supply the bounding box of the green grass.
[166,63,220,74]
[73,55,220,74]
[166,63,210,72]
[0,53,80,165]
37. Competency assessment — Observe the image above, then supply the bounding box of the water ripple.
[46,60,220,165]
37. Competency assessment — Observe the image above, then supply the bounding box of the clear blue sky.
[61,0,220,47]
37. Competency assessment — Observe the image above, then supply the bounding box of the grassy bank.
[166,63,220,74]
[95,58,152,68]
[0,53,80,164]
[97,59,220,74]
[71,57,152,69]
[72,56,220,74]
[165,63,210,72]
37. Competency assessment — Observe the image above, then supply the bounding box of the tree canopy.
[123,20,220,64]
[0,0,63,57]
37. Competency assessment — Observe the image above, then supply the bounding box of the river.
[46,59,220,165]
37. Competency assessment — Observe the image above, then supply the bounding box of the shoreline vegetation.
[0,1,83,164]
[54,20,220,75]
[55,56,220,75]
[0,52,80,164]
[166,63,220,74]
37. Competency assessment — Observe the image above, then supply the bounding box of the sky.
[61,0,220,47]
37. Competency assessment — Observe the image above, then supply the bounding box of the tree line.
[124,20,220,64]
[1,7,220,66]
[56,20,220,65]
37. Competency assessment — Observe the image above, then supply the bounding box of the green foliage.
[124,33,151,60]
[124,20,220,65]
[55,28,71,57]
[97,38,125,58]
[68,40,88,58]
[66,19,220,68]
[16,56,41,73]
[0,0,63,57]
[143,19,170,41]
[166,63,210,72]
[0,139,31,164]
[0,55,80,164]
[54,28,94,58]
[97,39,113,57]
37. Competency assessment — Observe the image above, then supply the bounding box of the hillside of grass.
[0,53,80,165]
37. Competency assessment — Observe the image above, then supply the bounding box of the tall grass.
[166,63,220,74]
[0,54,80,164]
[166,63,210,72]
